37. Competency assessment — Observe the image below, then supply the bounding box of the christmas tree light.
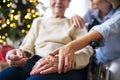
[0,0,42,44]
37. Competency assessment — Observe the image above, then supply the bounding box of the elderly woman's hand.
[30,54,59,75]
[70,14,85,28]
[6,49,28,67]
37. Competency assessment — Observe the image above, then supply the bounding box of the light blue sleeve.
[91,8,120,41]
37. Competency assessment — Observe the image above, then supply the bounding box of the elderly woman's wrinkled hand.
[6,49,28,67]
[30,54,59,75]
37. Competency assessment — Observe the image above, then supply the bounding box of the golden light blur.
[0,0,41,44]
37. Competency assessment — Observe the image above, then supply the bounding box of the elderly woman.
[0,0,93,80]
[51,0,120,80]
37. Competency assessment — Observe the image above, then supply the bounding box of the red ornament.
[0,44,14,62]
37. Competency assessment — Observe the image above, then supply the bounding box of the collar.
[92,9,116,23]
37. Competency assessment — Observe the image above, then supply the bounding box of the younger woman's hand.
[50,46,76,74]
[70,14,85,28]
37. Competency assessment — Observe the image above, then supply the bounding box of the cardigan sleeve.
[19,17,41,58]
[74,45,93,69]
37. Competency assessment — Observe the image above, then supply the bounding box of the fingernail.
[64,70,66,73]
[58,71,61,74]
[30,72,34,75]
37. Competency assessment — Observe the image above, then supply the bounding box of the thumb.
[69,18,73,26]
[16,49,24,58]
[49,48,59,56]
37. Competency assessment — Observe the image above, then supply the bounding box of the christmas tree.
[0,0,42,44]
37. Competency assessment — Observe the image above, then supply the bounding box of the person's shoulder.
[115,8,120,14]
[111,8,120,18]
[32,17,51,24]
[33,17,43,22]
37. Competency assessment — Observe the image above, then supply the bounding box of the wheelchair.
[84,18,110,80]
[86,41,110,80]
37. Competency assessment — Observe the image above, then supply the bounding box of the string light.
[6,19,10,24]
[7,2,12,7]
[3,0,6,3]
[0,20,2,24]
[2,24,7,28]
[11,9,15,13]
[5,33,8,36]
[0,0,42,44]
[21,29,25,33]
[14,15,19,20]
[27,24,31,29]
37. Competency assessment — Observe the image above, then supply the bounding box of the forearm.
[67,30,102,52]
